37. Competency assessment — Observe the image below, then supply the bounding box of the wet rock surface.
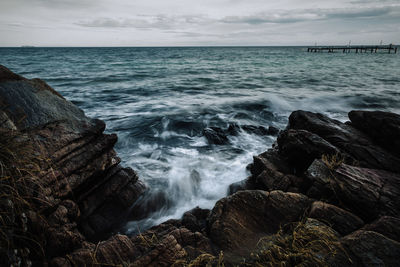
[203,123,280,145]
[2,65,400,266]
[225,109,400,265]
[0,66,147,265]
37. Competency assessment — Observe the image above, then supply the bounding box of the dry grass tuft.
[172,251,225,267]
[0,125,48,266]
[321,153,344,170]
[240,220,351,267]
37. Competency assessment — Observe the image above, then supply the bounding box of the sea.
[1,46,399,233]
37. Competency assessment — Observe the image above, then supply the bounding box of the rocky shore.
[1,65,400,266]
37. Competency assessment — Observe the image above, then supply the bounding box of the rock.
[50,257,72,267]
[277,129,342,174]
[241,125,270,135]
[309,201,364,236]
[181,207,210,233]
[203,127,229,145]
[243,149,307,193]
[288,110,400,173]
[228,177,256,195]
[304,159,336,200]
[250,149,293,177]
[227,123,241,135]
[228,123,279,136]
[78,167,147,239]
[169,227,213,260]
[0,67,93,132]
[46,226,85,257]
[0,66,147,262]
[129,189,170,221]
[342,230,400,266]
[0,65,25,82]
[61,235,138,266]
[254,169,292,192]
[349,110,400,158]
[267,125,280,135]
[207,190,311,256]
[131,234,187,266]
[305,159,400,221]
[362,216,400,242]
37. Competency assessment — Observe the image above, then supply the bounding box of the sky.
[1,0,399,46]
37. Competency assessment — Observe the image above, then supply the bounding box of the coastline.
[1,65,400,266]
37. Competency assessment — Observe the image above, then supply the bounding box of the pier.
[307,44,398,54]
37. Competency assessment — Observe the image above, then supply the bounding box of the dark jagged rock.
[0,66,147,263]
[342,230,400,266]
[207,190,311,257]
[362,216,400,243]
[3,65,400,266]
[228,123,280,136]
[203,127,229,145]
[277,129,342,174]
[305,159,400,221]
[288,110,400,173]
[228,177,257,195]
[309,201,364,236]
[0,65,25,82]
[250,148,293,177]
[349,110,400,158]
[181,207,210,233]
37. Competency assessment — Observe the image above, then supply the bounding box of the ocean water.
[1,47,399,233]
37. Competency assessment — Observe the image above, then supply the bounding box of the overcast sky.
[1,0,399,46]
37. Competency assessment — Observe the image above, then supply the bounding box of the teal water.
[1,47,399,232]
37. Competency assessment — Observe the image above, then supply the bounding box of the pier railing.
[307,44,398,54]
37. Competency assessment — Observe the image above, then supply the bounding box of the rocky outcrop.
[288,110,400,173]
[349,110,400,157]
[228,109,400,265]
[0,65,147,264]
[308,201,364,236]
[208,190,311,257]
[342,230,400,266]
[2,65,400,266]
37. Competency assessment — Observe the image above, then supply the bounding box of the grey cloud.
[6,22,24,27]
[349,0,398,4]
[76,17,174,30]
[220,6,400,25]
[326,6,395,19]
[75,15,211,30]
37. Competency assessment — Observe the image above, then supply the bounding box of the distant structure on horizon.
[307,43,398,54]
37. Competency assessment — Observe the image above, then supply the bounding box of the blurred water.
[1,47,399,232]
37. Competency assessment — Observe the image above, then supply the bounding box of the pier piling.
[307,44,397,54]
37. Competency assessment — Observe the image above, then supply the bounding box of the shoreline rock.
[1,65,400,266]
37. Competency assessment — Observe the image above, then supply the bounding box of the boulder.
[277,129,342,174]
[227,177,256,195]
[308,201,364,236]
[305,159,400,221]
[0,66,93,132]
[288,110,400,173]
[362,216,400,243]
[342,230,400,266]
[207,190,311,256]
[181,207,210,233]
[0,66,147,261]
[349,110,400,158]
[203,127,229,145]
[228,123,279,136]
[250,149,293,177]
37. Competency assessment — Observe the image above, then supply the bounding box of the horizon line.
[1,44,398,48]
